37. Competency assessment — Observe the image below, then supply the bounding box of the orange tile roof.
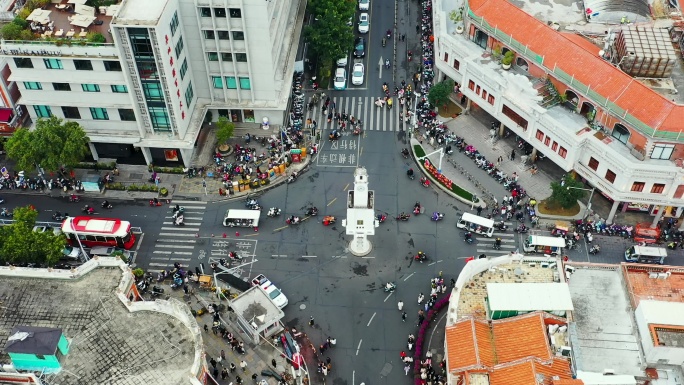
[492,312,552,362]
[467,0,682,133]
[446,319,496,372]
[560,33,601,56]
[553,380,585,385]
[489,358,575,385]
[623,265,684,306]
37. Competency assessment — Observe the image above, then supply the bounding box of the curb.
[207,163,312,204]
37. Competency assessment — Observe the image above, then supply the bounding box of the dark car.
[354,37,366,58]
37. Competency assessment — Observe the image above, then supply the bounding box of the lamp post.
[567,186,596,220]
[418,147,445,174]
[410,91,421,134]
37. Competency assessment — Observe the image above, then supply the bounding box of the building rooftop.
[623,264,684,306]
[566,264,644,377]
[231,286,284,329]
[112,0,169,25]
[5,326,61,355]
[487,282,574,312]
[0,267,196,385]
[26,1,115,44]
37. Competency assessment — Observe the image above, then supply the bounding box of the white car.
[358,13,369,34]
[333,67,347,90]
[251,274,289,308]
[359,0,369,11]
[337,56,348,67]
[352,63,364,85]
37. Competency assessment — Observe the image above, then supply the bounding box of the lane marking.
[273,225,289,232]
[327,197,337,206]
[403,272,415,281]
[171,200,207,205]
[272,254,287,258]
[367,312,376,327]
[428,260,443,266]
[362,256,375,259]
[159,232,200,237]
[302,255,317,258]
[162,222,202,226]
[153,245,196,249]
[356,339,362,355]
[343,183,349,191]
[160,227,201,231]
[383,292,393,302]
[155,239,198,244]
[152,250,193,255]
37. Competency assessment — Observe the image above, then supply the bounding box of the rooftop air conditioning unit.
[603,369,615,375]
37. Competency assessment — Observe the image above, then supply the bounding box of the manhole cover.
[299,304,307,310]
[129,173,144,179]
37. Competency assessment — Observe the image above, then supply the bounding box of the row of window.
[212,76,251,90]
[467,80,495,106]
[444,52,461,71]
[587,156,667,193]
[170,11,180,36]
[185,82,194,107]
[23,82,127,93]
[33,105,134,121]
[534,129,568,159]
[14,57,122,71]
[203,30,244,41]
[175,37,184,58]
[200,7,241,18]
[207,52,247,63]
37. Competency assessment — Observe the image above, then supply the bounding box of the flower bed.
[148,165,185,174]
[76,161,117,170]
[414,294,450,381]
[414,142,477,202]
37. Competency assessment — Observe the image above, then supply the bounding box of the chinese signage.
[317,134,359,167]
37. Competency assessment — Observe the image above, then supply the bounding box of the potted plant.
[159,187,169,197]
[215,116,235,155]
[501,51,515,70]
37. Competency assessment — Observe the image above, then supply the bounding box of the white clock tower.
[342,167,378,256]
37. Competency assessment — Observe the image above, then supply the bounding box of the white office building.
[1,0,305,166]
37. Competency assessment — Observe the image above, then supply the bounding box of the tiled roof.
[552,380,585,385]
[492,312,553,362]
[489,358,575,385]
[467,0,682,133]
[560,33,600,56]
[446,319,496,372]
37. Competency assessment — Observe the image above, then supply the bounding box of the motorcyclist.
[465,232,473,240]
[402,148,409,157]
[175,215,184,225]
[385,282,394,291]
[289,215,296,224]
[495,237,502,248]
[386,29,391,38]
[385,59,390,68]
[407,168,414,177]
[414,201,421,210]
[420,177,430,187]
[399,212,409,220]
[102,200,110,208]
[416,251,426,261]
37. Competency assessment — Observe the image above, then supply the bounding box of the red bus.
[61,217,136,250]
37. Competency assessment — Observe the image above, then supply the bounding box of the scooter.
[245,199,259,208]
[401,149,410,159]
[150,286,165,298]
[420,177,431,188]
[306,207,319,216]
[286,216,301,225]
[69,194,81,203]
[376,214,387,223]
[287,172,299,184]
[170,275,183,289]
[323,215,336,226]
[413,203,422,215]
[493,221,508,231]
[407,169,415,180]
[149,198,162,206]
[228,251,242,261]
[516,224,528,233]
[431,212,444,221]
[172,206,185,219]
[267,207,281,217]
[493,238,502,250]
[384,282,396,292]
[464,232,474,244]
[101,201,113,209]
[414,252,428,263]
[82,205,95,215]
[173,215,185,226]
[52,212,68,221]
[589,245,601,254]
[396,213,410,221]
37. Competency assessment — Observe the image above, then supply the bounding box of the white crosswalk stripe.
[471,222,518,256]
[149,201,207,270]
[303,96,406,132]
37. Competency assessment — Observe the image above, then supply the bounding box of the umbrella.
[26,9,51,24]
[105,4,121,16]
[75,4,95,15]
[70,14,95,28]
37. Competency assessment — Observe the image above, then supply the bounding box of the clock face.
[357,185,366,191]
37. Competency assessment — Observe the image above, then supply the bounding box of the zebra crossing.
[149,200,207,270]
[303,95,408,132]
[474,222,518,256]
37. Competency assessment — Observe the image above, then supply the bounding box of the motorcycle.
[396,213,410,221]
[228,251,242,261]
[431,212,444,221]
[286,216,301,225]
[101,201,113,209]
[413,202,422,215]
[170,274,183,289]
[82,205,95,215]
[493,238,502,250]
[407,168,415,180]
[385,59,391,69]
[401,149,410,159]
[323,215,336,226]
[386,29,391,39]
[384,282,396,293]
[353,126,362,135]
[589,245,601,255]
[376,214,387,223]
[287,172,299,184]
[267,207,282,217]
[174,215,185,226]
[172,205,185,219]
[245,199,259,208]
[414,252,428,263]
[69,194,81,203]
[464,232,474,244]
[0,208,13,217]
[150,286,165,298]
[149,198,162,206]
[52,212,68,221]
[493,221,508,231]
[420,177,431,188]
[516,224,528,233]
[382,37,386,47]
[306,207,319,216]
[248,204,261,211]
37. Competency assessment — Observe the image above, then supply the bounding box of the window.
[185,82,194,106]
[444,52,449,62]
[90,107,109,120]
[225,76,237,89]
[631,182,645,192]
[232,31,244,40]
[544,137,551,146]
[23,82,42,90]
[611,124,630,144]
[535,130,544,141]
[170,12,180,36]
[551,141,558,151]
[142,82,163,100]
[588,157,599,170]
[487,95,495,105]
[212,76,223,89]
[651,184,665,194]
[453,59,460,70]
[229,8,241,18]
[468,80,475,91]
[74,59,93,71]
[61,106,80,119]
[179,59,188,80]
[149,107,170,130]
[217,31,230,40]
[502,104,528,130]
[43,59,63,69]
[214,8,226,17]
[221,53,233,61]
[33,105,52,118]
[81,84,100,92]
[104,61,122,71]
[14,58,33,68]
[239,77,251,90]
[651,144,674,160]
[605,169,616,183]
[200,7,211,17]
[481,90,487,100]
[111,85,128,93]
[53,82,70,91]
[558,146,567,159]
[475,85,480,95]
[175,37,184,57]
[207,52,219,61]
[118,109,135,121]
[203,30,215,39]
[235,53,247,62]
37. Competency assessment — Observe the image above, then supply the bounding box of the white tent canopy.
[105,4,121,16]
[26,8,51,24]
[67,0,87,4]
[75,3,95,15]
[70,14,95,28]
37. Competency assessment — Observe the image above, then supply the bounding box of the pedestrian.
[400,351,407,359]
[230,363,237,373]
[252,373,258,383]
[418,315,424,325]
[418,293,424,304]
[217,355,222,365]
[401,34,406,41]
[183,284,188,294]
[416,24,420,33]
[442,285,447,294]
[210,358,217,369]
[272,358,277,368]
[214,367,219,379]
[497,155,503,165]
[398,300,404,311]
[221,350,226,361]
[326,357,331,365]
[402,311,407,322]
[309,316,315,327]
[404,363,411,375]
[204,324,209,332]
[510,149,516,160]
[240,360,247,371]
[476,206,483,216]
[222,367,229,380]
[236,375,243,385]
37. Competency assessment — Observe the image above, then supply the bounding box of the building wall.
[634,305,684,366]
[7,352,60,373]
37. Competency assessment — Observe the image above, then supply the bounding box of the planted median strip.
[412,143,478,203]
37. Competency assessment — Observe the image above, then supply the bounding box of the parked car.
[358,13,369,34]
[33,225,62,236]
[62,246,82,260]
[359,0,370,10]
[352,63,365,85]
[333,67,347,90]
[251,274,289,308]
[337,56,348,67]
[354,37,366,58]
[89,246,132,260]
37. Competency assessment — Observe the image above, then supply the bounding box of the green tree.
[0,206,66,266]
[215,117,235,144]
[427,79,455,108]
[304,0,355,71]
[6,117,90,172]
[549,174,585,209]
[1,23,24,40]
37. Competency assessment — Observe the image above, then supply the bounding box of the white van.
[523,235,565,255]
[456,212,494,237]
[223,209,261,228]
[624,245,667,264]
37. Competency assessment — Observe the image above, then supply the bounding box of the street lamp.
[410,91,421,133]
[567,185,596,220]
